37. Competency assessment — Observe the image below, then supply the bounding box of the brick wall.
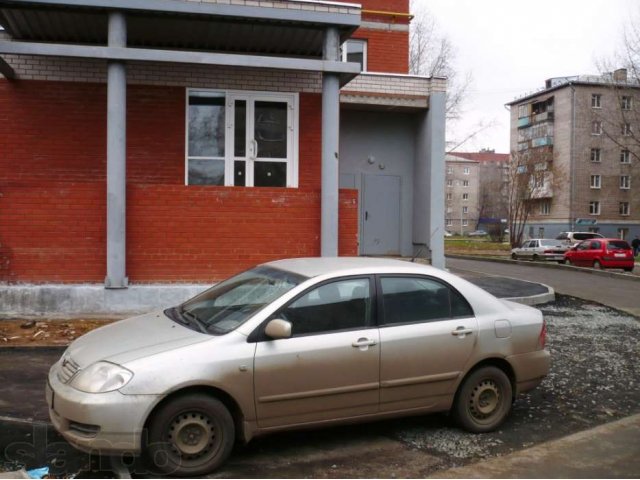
[0,80,359,283]
[354,29,409,74]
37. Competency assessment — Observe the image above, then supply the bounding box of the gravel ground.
[391,295,640,470]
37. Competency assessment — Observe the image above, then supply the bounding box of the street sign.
[575,218,597,226]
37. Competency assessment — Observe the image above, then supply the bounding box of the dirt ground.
[0,319,114,347]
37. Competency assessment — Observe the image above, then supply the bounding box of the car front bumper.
[47,365,161,455]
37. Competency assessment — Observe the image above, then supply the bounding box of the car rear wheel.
[453,366,512,433]
[146,393,235,477]
[532,254,539,262]
[511,253,517,260]
[624,267,633,272]
[593,260,602,270]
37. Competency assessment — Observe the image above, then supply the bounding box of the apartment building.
[507,69,640,240]
[0,0,446,314]
[445,153,479,235]
[445,151,510,235]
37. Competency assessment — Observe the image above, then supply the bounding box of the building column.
[105,11,128,288]
[321,27,340,257]
[413,91,446,269]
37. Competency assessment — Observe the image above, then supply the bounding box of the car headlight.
[70,361,133,393]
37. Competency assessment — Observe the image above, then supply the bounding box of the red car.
[564,238,635,271]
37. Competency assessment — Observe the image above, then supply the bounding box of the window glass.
[179,266,306,335]
[188,159,225,185]
[255,101,287,159]
[280,278,371,336]
[380,277,472,325]
[234,100,246,157]
[590,241,602,250]
[234,161,246,187]
[342,39,366,71]
[254,161,287,187]
[188,95,225,157]
[608,240,630,250]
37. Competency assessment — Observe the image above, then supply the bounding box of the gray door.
[362,174,401,255]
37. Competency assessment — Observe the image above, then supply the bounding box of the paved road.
[446,257,640,317]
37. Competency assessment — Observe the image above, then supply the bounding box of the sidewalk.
[432,413,640,478]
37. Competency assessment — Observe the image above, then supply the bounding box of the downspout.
[569,83,576,231]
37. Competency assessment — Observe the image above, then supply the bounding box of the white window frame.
[341,39,367,72]
[447,166,453,174]
[540,201,551,215]
[590,174,601,189]
[462,180,469,187]
[446,193,452,201]
[462,206,468,214]
[621,96,633,110]
[620,175,631,189]
[590,148,601,163]
[447,179,453,187]
[619,202,630,216]
[463,167,470,175]
[622,123,632,136]
[185,88,299,188]
[589,201,600,215]
[462,219,469,227]
[592,121,602,135]
[620,149,631,164]
[591,93,601,108]
[462,193,469,200]
[446,218,453,227]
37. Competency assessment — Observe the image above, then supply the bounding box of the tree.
[596,6,640,166]
[506,147,557,248]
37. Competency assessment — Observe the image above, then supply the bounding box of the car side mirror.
[265,319,292,340]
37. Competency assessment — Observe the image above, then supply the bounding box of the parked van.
[555,231,604,247]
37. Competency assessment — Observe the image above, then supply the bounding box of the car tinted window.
[590,241,602,249]
[380,277,472,325]
[577,241,589,251]
[608,240,630,250]
[280,278,371,336]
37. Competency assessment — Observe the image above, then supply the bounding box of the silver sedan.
[511,239,569,262]
[47,257,550,476]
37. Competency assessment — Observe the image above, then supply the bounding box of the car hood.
[65,311,210,367]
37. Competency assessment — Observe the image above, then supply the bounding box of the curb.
[446,253,640,282]
[430,413,640,478]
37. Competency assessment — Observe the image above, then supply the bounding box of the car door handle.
[451,327,473,337]
[352,338,377,348]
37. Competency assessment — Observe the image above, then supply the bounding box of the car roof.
[262,257,434,278]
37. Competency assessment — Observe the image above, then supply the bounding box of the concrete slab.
[432,413,640,478]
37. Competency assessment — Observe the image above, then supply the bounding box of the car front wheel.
[147,393,235,477]
[593,260,602,270]
[453,366,512,433]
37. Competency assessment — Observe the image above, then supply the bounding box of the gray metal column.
[105,11,128,288]
[321,27,340,257]
[413,91,446,269]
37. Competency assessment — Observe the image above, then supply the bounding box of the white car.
[511,239,569,262]
[47,257,550,476]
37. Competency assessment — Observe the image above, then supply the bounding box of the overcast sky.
[417,0,638,153]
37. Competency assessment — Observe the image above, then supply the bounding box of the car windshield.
[167,266,307,335]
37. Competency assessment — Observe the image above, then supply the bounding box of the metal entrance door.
[362,174,401,255]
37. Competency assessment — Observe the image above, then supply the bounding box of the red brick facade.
[0,81,358,283]
[353,29,409,74]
